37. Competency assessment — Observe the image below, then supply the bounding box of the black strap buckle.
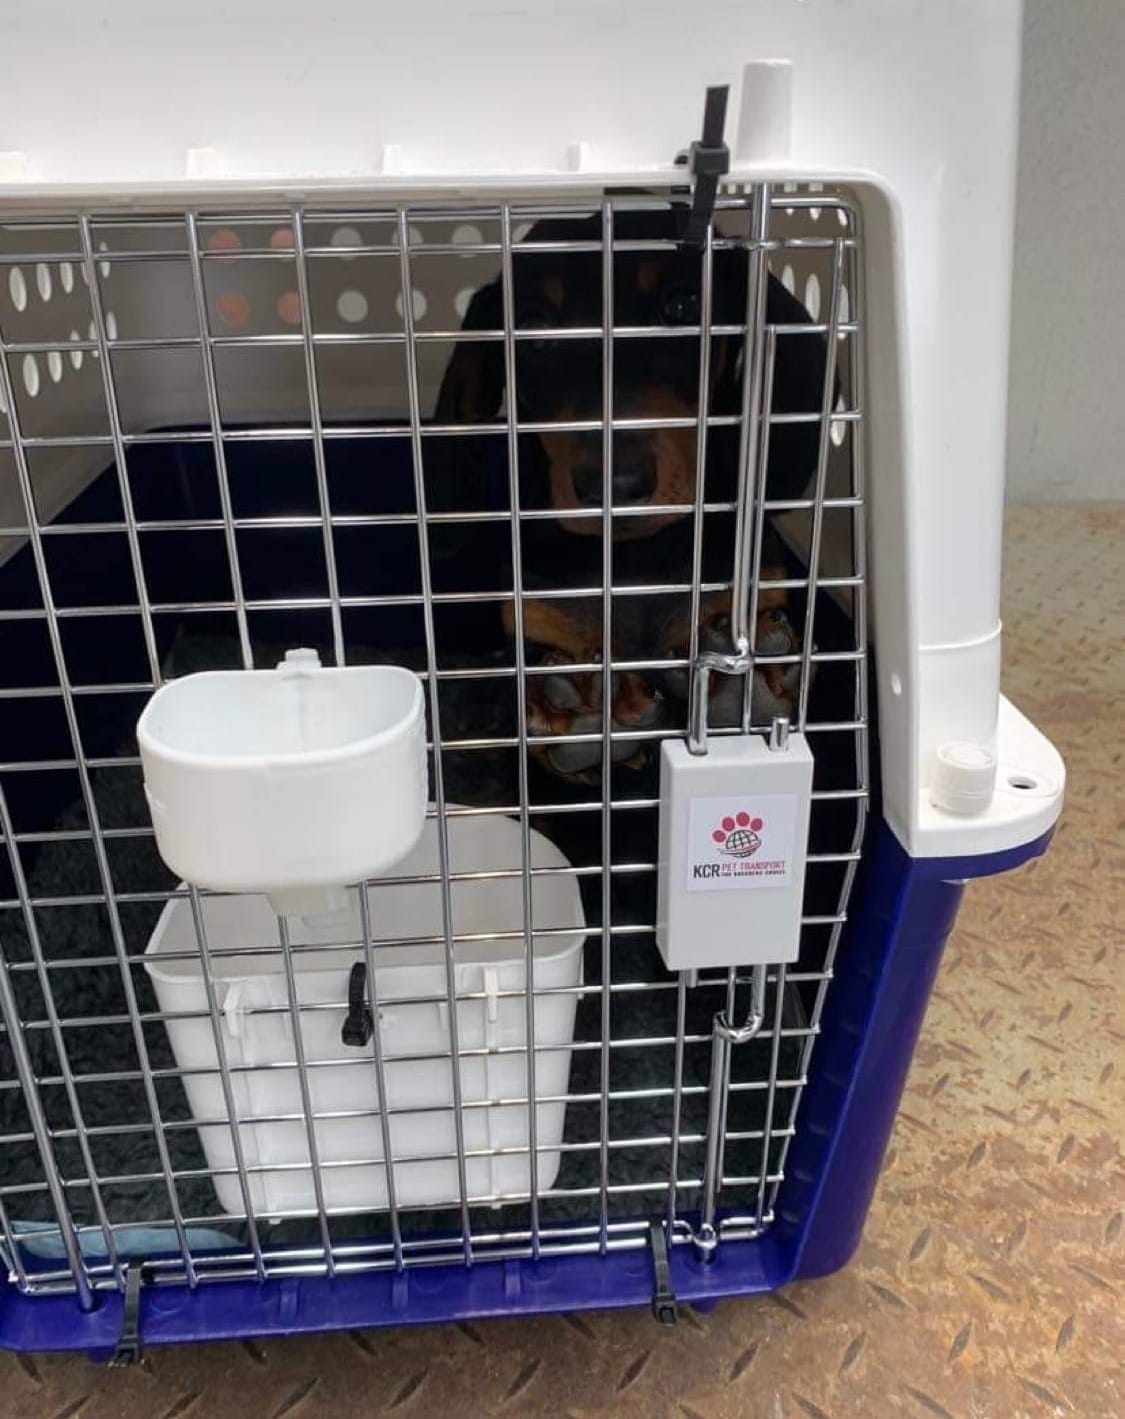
[341,961,374,1047]
[109,1261,145,1366]
[679,85,731,248]
[649,1220,679,1327]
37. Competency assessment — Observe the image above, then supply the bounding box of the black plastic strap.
[341,961,373,1047]
[680,85,731,247]
[649,1220,678,1327]
[109,1261,144,1366]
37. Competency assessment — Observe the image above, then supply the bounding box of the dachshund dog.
[430,205,830,555]
[432,202,826,788]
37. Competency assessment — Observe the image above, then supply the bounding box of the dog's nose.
[571,463,603,507]
[612,449,657,505]
[571,450,658,508]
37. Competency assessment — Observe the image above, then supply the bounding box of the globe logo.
[711,811,764,858]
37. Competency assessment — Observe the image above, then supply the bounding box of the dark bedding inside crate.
[0,438,863,1263]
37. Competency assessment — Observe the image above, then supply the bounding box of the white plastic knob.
[930,741,998,815]
[279,647,321,672]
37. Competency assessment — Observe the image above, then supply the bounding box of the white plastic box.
[145,815,586,1217]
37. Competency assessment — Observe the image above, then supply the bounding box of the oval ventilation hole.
[35,263,52,302]
[207,228,241,252]
[47,350,64,383]
[217,292,251,327]
[394,288,427,323]
[68,331,83,370]
[1008,774,1038,791]
[105,311,118,341]
[330,225,361,256]
[59,261,75,294]
[0,381,7,417]
[336,289,369,324]
[512,222,533,243]
[808,182,823,223]
[804,272,821,322]
[830,392,847,446]
[97,240,110,279]
[407,225,424,247]
[780,264,796,296]
[22,354,40,398]
[87,320,100,357]
[454,286,476,319]
[8,266,28,312]
[839,284,850,328]
[837,207,849,228]
[269,227,294,250]
[276,291,302,326]
[890,673,903,696]
[452,223,482,247]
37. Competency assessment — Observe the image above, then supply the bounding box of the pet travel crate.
[0,0,1063,1356]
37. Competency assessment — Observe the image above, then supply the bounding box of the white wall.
[1007,0,1125,500]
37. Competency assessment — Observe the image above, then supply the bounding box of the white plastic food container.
[137,649,427,917]
[145,814,586,1217]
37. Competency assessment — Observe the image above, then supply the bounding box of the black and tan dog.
[431,203,826,787]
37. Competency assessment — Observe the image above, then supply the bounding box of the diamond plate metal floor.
[3,504,1122,1419]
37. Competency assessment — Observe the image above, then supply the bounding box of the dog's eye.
[518,308,562,357]
[766,607,788,624]
[659,285,701,326]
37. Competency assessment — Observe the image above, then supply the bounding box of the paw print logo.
[712,811,764,858]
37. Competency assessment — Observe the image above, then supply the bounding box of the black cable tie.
[649,1220,679,1327]
[341,961,374,1047]
[680,85,731,248]
[109,1261,145,1366]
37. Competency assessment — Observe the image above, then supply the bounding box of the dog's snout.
[571,463,604,508]
[570,449,658,509]
[613,449,657,506]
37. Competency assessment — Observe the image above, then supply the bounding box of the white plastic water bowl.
[137,649,426,915]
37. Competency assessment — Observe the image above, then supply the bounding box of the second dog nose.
[572,450,658,508]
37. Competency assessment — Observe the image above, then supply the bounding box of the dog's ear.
[426,277,506,540]
[433,277,506,425]
[708,248,749,416]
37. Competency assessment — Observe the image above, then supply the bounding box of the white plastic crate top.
[0,0,1063,863]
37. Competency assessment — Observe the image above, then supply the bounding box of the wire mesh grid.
[0,186,867,1303]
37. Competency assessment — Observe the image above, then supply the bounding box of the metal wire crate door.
[0,187,867,1300]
